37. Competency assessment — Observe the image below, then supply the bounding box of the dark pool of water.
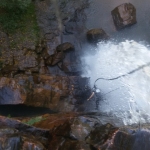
[0,105,56,117]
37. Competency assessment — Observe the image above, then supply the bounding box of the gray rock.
[111,3,137,30]
[0,76,90,111]
[18,51,38,70]
[56,42,74,52]
[45,51,65,66]
[0,116,49,150]
[87,28,109,43]
[86,123,118,149]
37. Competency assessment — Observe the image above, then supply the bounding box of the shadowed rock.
[0,116,50,150]
[34,113,100,150]
[109,129,150,150]
[41,48,50,60]
[86,123,118,149]
[56,42,75,52]
[45,51,65,66]
[111,3,137,30]
[0,76,90,112]
[1,65,19,77]
[87,28,109,43]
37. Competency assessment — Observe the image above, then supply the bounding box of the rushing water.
[80,0,150,125]
[82,40,150,125]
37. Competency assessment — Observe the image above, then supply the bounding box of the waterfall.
[82,40,150,125]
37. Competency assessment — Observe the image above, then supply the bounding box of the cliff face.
[0,0,89,75]
[1,1,150,150]
[0,0,91,111]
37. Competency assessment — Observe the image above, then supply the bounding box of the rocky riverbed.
[0,0,150,149]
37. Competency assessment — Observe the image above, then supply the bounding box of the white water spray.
[82,40,150,125]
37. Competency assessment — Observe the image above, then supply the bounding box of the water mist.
[82,40,150,125]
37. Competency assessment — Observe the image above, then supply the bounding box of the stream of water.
[80,0,150,125]
[82,40,150,125]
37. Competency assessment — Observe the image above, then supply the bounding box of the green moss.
[23,116,44,126]
[20,2,40,41]
[0,0,32,33]
[0,0,40,50]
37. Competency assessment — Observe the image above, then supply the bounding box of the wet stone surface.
[87,28,109,43]
[0,0,150,149]
[0,116,49,150]
[0,76,90,112]
[111,3,137,30]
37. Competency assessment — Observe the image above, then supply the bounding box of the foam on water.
[82,40,150,125]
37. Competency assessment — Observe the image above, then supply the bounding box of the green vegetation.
[23,116,45,126]
[7,114,11,118]
[0,0,32,33]
[0,0,40,50]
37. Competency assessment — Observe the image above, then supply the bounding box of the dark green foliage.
[0,0,32,33]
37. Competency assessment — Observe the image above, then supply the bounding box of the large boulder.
[57,52,82,75]
[87,28,109,43]
[111,3,137,30]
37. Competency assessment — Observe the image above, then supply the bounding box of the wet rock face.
[36,0,89,53]
[86,123,118,149]
[111,3,137,30]
[0,116,49,150]
[110,129,150,150]
[45,51,65,66]
[45,114,101,150]
[0,76,90,111]
[0,132,46,150]
[18,50,38,72]
[87,29,109,43]
[56,42,75,52]
[110,130,134,150]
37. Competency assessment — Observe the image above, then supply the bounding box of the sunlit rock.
[111,3,137,30]
[87,28,109,43]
